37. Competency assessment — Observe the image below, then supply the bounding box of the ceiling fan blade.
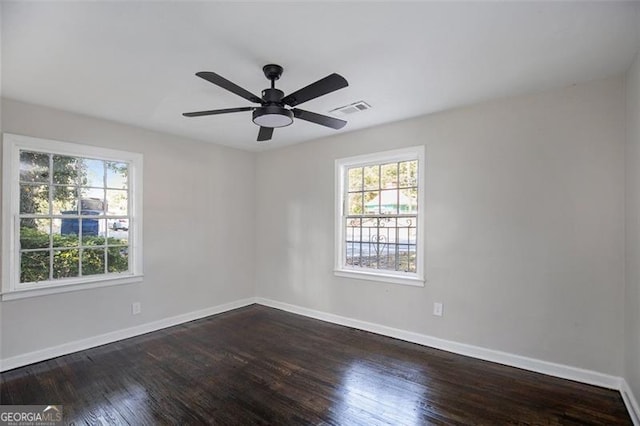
[292,109,347,129]
[282,73,348,107]
[196,71,262,104]
[182,107,254,117]
[257,127,274,142]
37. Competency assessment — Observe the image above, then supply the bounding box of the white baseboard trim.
[0,297,257,372]
[255,297,622,391]
[621,379,640,426]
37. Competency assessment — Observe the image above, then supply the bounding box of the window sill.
[334,269,425,287]
[1,274,144,301]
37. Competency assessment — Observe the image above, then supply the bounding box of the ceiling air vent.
[329,101,371,116]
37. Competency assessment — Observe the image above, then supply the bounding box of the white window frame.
[1,133,144,300]
[334,146,425,286]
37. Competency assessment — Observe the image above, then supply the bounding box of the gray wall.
[626,51,640,400]
[0,99,256,359]
[255,77,626,375]
[0,76,629,379]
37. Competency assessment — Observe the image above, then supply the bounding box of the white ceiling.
[2,1,639,152]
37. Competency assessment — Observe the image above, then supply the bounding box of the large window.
[335,146,424,286]
[2,134,143,300]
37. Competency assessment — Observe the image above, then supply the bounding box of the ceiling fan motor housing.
[254,86,292,128]
[262,88,284,103]
[253,105,293,128]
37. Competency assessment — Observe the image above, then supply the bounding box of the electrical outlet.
[433,302,443,317]
[132,302,141,315]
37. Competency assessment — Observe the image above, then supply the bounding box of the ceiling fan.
[183,64,348,142]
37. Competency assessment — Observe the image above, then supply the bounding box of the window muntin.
[336,147,424,285]
[2,134,143,299]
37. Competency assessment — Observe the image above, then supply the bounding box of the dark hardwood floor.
[0,304,632,425]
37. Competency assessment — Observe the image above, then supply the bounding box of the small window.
[2,133,143,300]
[335,146,424,286]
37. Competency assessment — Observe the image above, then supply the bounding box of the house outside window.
[335,146,425,286]
[2,133,143,300]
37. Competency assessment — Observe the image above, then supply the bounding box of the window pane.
[408,224,417,245]
[380,189,399,215]
[400,188,418,213]
[53,218,80,248]
[397,217,417,242]
[346,249,358,266]
[397,245,416,273]
[53,249,79,279]
[79,188,105,214]
[20,151,49,183]
[78,158,105,187]
[108,220,129,244]
[82,219,106,245]
[20,184,49,215]
[348,167,363,192]
[20,218,50,249]
[361,217,378,267]
[53,155,80,185]
[52,186,78,215]
[21,250,50,283]
[348,193,363,215]
[82,248,105,276]
[363,165,379,190]
[377,242,394,271]
[345,218,362,267]
[384,218,398,243]
[399,160,418,188]
[363,191,380,214]
[107,162,128,189]
[106,189,128,215]
[381,163,398,189]
[107,246,129,273]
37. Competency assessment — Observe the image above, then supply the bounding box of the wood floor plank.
[0,304,632,425]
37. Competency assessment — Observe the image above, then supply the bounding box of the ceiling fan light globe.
[252,106,293,128]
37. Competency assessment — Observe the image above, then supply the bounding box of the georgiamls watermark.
[0,405,62,425]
